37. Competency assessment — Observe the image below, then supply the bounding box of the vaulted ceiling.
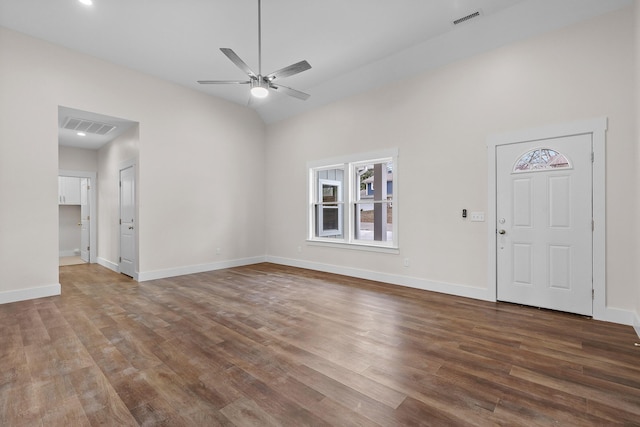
[0,0,632,125]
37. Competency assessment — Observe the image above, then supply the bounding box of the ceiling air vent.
[62,117,116,135]
[452,10,482,26]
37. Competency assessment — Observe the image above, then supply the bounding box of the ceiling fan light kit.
[198,0,311,101]
[250,80,269,98]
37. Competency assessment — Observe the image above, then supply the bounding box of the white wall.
[97,125,139,270]
[0,26,266,301]
[265,7,637,320]
[58,146,98,172]
[0,32,59,301]
[635,0,640,334]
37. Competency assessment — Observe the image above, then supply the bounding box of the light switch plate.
[471,212,485,222]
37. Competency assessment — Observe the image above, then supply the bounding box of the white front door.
[80,178,90,262]
[119,165,136,277]
[496,134,593,316]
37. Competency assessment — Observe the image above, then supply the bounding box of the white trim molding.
[59,250,79,257]
[137,256,267,282]
[486,118,632,325]
[0,283,61,304]
[97,257,119,273]
[266,256,493,302]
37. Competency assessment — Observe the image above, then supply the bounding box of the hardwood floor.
[1,263,640,426]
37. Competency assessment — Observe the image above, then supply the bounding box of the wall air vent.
[452,10,482,26]
[62,117,116,135]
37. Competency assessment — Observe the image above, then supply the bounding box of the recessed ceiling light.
[77,132,86,137]
[78,0,93,6]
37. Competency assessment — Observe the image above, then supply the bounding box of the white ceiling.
[0,0,632,126]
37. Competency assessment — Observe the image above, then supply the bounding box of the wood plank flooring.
[1,263,640,426]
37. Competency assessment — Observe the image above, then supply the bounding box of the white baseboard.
[266,256,637,327]
[265,256,494,302]
[0,283,61,305]
[97,257,119,273]
[593,305,635,327]
[99,253,639,330]
[59,250,79,257]
[137,256,267,282]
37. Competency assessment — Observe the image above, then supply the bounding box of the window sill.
[306,239,400,254]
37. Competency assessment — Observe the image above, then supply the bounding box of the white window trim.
[307,148,399,252]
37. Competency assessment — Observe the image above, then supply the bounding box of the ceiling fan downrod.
[251,0,269,98]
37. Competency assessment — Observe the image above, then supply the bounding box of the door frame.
[59,169,97,263]
[487,118,607,320]
[118,159,138,280]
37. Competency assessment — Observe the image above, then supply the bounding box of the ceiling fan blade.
[270,84,310,101]
[220,48,257,78]
[266,60,311,81]
[197,80,251,84]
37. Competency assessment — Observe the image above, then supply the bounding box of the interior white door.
[80,178,90,262]
[496,134,593,316]
[119,165,136,277]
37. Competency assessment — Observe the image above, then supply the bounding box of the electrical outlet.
[470,212,485,222]
[403,258,410,267]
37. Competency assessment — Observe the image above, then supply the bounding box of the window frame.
[316,178,343,237]
[307,149,399,253]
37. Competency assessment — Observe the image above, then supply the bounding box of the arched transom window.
[513,148,571,173]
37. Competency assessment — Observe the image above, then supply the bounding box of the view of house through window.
[309,150,398,249]
[354,161,393,242]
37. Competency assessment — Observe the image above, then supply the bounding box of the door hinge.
[592,220,594,231]
[87,215,90,221]
[119,181,122,187]
[591,152,594,163]
[119,218,122,225]
[87,185,91,190]
[87,246,90,251]
[119,256,122,263]
[592,289,595,300]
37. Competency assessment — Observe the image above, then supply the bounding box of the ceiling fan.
[197,0,311,101]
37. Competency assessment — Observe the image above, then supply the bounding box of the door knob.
[498,229,506,235]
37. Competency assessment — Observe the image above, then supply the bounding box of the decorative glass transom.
[513,148,571,173]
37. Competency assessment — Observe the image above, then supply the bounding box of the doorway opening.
[58,171,96,266]
[58,106,139,276]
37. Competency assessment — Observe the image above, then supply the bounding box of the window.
[317,178,343,237]
[308,149,398,251]
[513,148,571,173]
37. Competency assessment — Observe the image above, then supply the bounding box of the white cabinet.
[58,176,81,205]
